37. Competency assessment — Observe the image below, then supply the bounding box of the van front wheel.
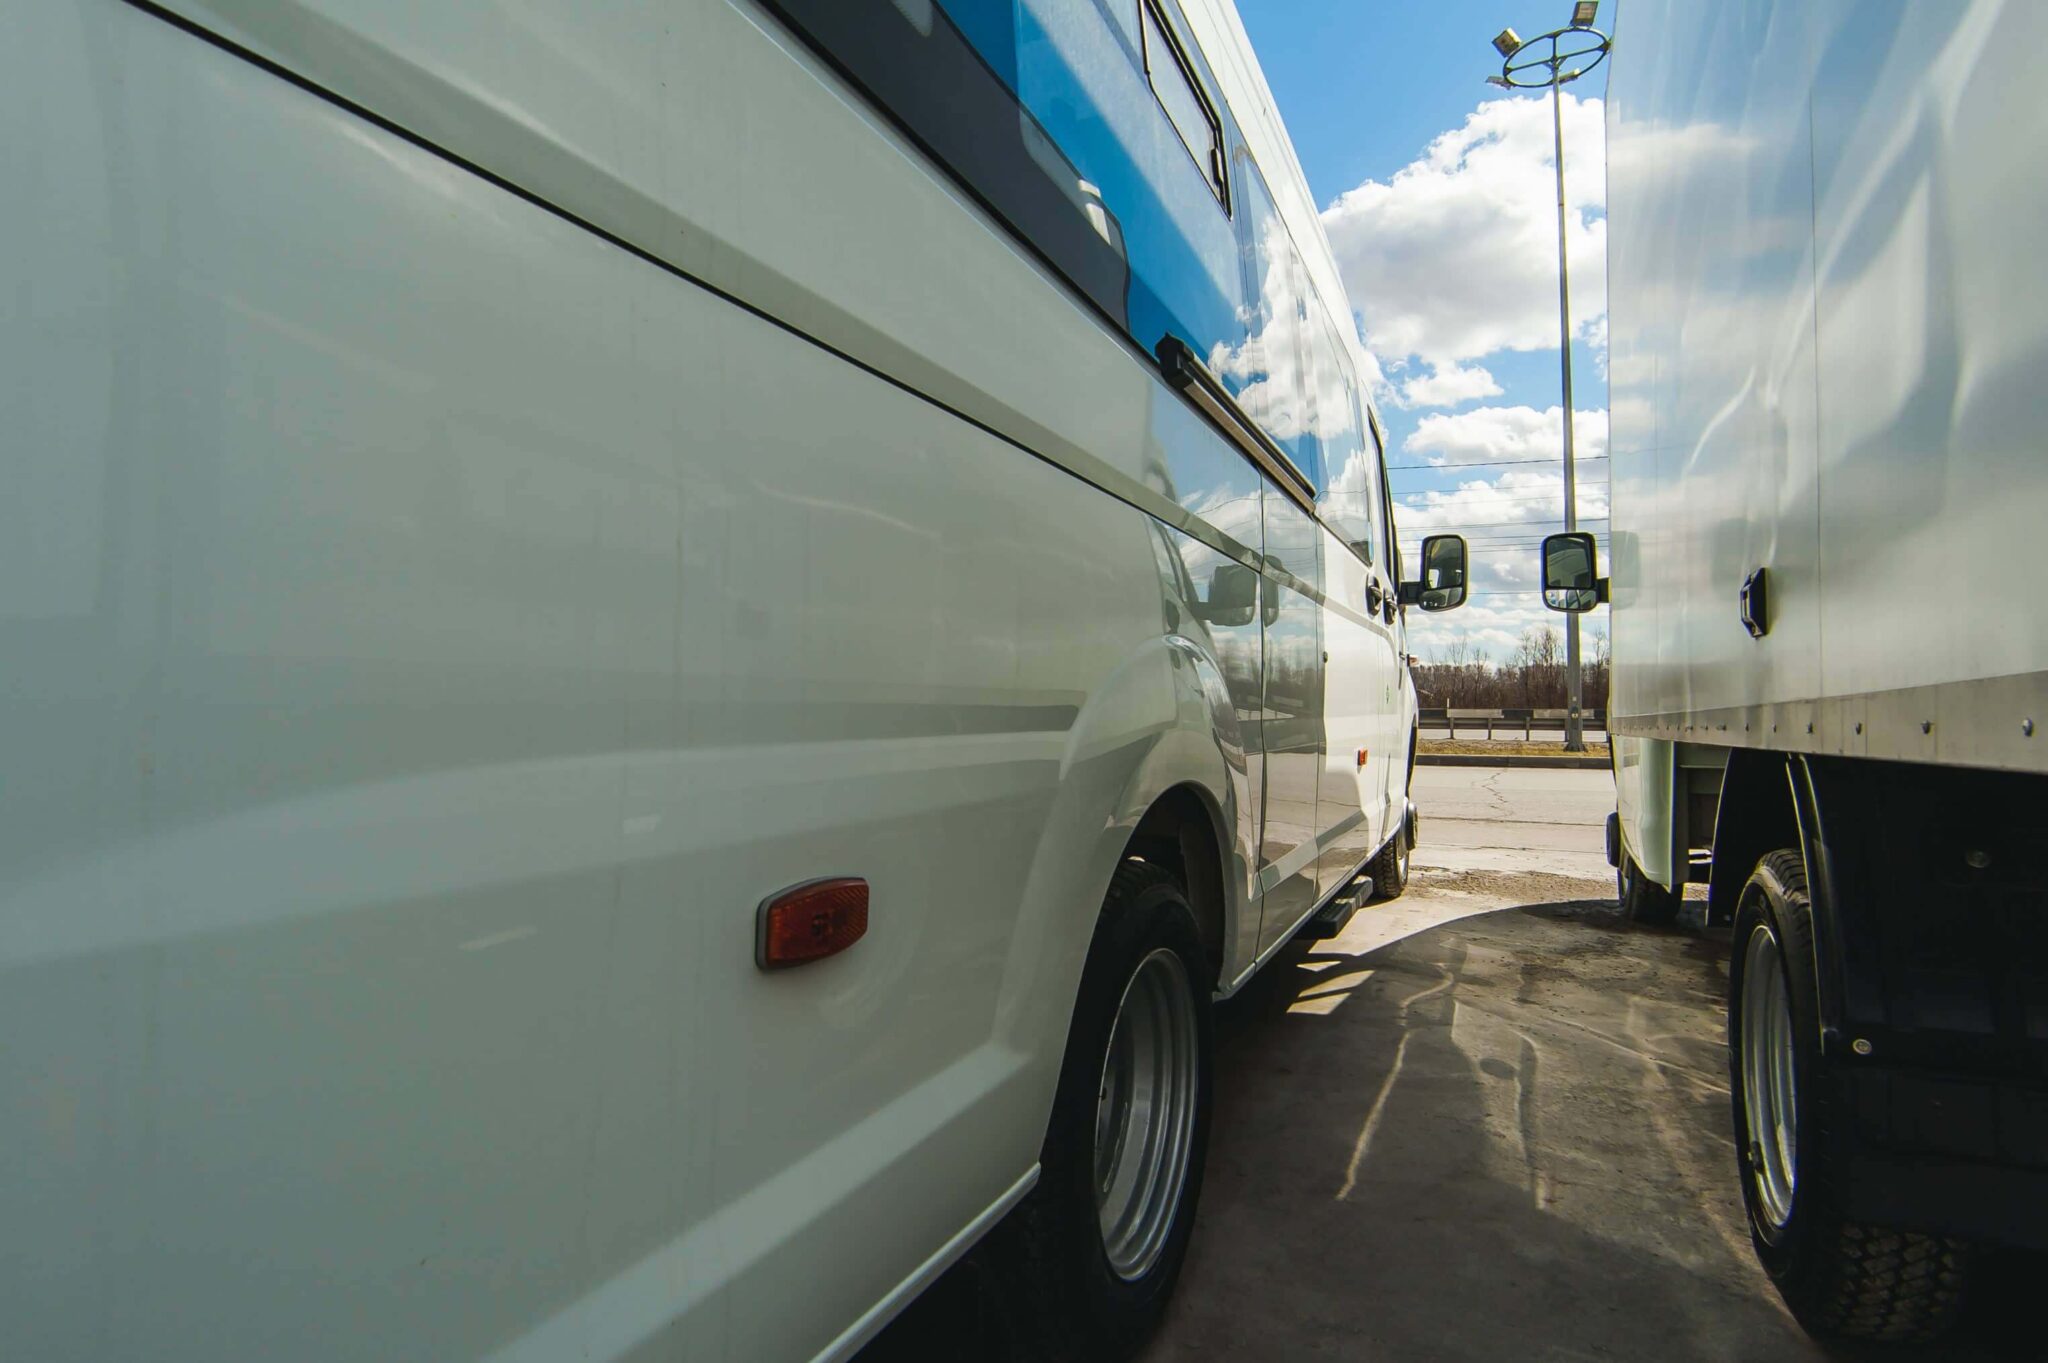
[1369,816,1411,901]
[988,862,1212,1361]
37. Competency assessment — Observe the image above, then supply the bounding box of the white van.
[0,1,1466,1358]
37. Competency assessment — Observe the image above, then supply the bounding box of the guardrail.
[1418,707,1608,740]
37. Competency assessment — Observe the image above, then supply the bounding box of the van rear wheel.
[988,862,1212,1360]
[1729,850,1968,1343]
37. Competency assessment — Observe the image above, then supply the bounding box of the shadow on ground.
[860,894,2038,1361]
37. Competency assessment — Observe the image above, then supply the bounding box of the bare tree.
[1412,625,1608,711]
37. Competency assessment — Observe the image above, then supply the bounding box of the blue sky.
[1238,0,1613,660]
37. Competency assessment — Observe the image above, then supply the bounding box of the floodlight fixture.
[1484,75,1513,88]
[1492,28,1523,59]
[1571,2,1598,28]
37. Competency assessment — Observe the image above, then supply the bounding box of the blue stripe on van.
[762,0,1240,384]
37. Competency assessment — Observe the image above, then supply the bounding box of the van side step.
[1301,875,1376,939]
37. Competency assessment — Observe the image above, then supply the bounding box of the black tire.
[1617,851,1679,925]
[1369,812,1410,902]
[1728,849,1969,1343]
[987,861,1213,1361]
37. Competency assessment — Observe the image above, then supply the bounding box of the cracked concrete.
[1411,766,1617,881]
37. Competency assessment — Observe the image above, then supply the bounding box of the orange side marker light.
[757,877,869,970]
[1357,748,1369,769]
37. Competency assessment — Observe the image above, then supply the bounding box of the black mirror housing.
[1197,562,1258,627]
[1541,531,1608,612]
[1397,534,1468,612]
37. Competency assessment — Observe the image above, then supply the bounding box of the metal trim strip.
[1612,669,2048,775]
[810,1165,1041,1363]
[1156,335,1318,510]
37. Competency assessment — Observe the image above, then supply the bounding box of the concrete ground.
[860,769,2031,1362]
[1412,766,1615,881]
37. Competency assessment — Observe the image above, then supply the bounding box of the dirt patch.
[1408,864,1612,906]
[1420,738,1612,758]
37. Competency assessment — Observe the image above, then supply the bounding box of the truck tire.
[988,861,1213,1361]
[1728,849,1968,1343]
[1368,816,1410,902]
[1617,852,1678,925]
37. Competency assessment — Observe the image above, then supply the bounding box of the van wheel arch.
[1124,785,1228,990]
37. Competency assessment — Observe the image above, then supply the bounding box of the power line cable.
[1387,454,1610,471]
[1398,517,1609,532]
[1400,492,1610,508]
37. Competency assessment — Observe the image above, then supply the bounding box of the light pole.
[1487,4,1609,752]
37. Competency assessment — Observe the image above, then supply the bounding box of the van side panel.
[0,4,1224,1359]
[144,0,1405,926]
[145,0,1260,571]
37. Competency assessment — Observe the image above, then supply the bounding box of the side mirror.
[1541,531,1608,611]
[1397,534,1467,612]
[1196,562,1258,627]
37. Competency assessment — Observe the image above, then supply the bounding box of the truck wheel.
[1728,850,1968,1343]
[1369,815,1410,902]
[988,861,1212,1360]
[1617,852,1678,925]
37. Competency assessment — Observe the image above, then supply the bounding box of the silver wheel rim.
[1397,834,1411,884]
[1740,922,1798,1235]
[1094,947,1198,1281]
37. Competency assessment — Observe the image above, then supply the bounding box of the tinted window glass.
[1313,315,1374,563]
[765,0,1132,329]
[1141,1,1226,208]
[1370,407,1400,581]
[1211,160,1322,489]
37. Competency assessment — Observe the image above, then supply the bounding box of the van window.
[1227,160,1321,489]
[1312,315,1374,563]
[1141,1,1228,211]
[1370,406,1400,581]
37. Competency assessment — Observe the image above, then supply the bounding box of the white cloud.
[1352,345,1390,406]
[1404,404,1608,467]
[1395,361,1502,409]
[1395,466,1609,540]
[1321,92,1606,369]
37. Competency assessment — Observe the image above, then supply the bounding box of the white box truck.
[1552,0,2048,1345]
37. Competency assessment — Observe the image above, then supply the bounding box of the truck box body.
[1601,0,2048,1313]
[1606,0,2048,782]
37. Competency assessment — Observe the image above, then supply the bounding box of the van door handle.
[1365,580,1384,613]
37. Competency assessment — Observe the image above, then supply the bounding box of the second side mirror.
[1541,531,1608,612]
[1397,534,1468,612]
